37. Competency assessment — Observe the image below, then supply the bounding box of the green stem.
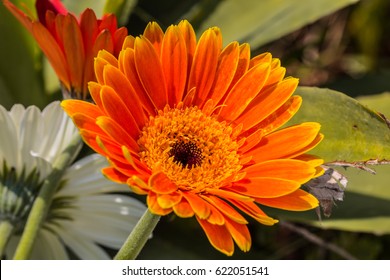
[0,220,14,258]
[114,209,160,260]
[13,135,81,260]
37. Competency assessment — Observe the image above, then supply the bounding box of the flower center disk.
[138,105,242,192]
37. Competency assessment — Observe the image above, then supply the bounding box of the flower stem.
[13,135,81,260]
[114,209,160,260]
[0,220,14,258]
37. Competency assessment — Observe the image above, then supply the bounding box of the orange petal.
[228,199,277,226]
[100,85,140,139]
[219,63,271,122]
[61,14,85,93]
[207,41,239,105]
[148,172,178,194]
[96,116,138,151]
[79,9,99,94]
[93,29,114,55]
[224,218,251,252]
[173,198,195,218]
[122,35,135,50]
[256,189,319,211]
[250,95,302,135]
[227,43,250,93]
[157,191,183,209]
[31,22,70,90]
[249,52,272,69]
[101,63,146,127]
[134,36,168,110]
[236,77,299,131]
[113,27,128,55]
[147,191,172,216]
[96,136,130,164]
[244,159,316,184]
[178,20,196,75]
[196,217,234,256]
[203,199,225,225]
[161,25,188,106]
[249,122,322,161]
[102,166,128,184]
[182,192,211,219]
[202,195,247,224]
[78,129,105,155]
[230,177,301,198]
[205,187,253,201]
[143,22,164,56]
[267,63,286,85]
[119,48,156,115]
[61,99,102,118]
[239,129,263,153]
[88,82,104,108]
[188,28,220,106]
[72,113,103,134]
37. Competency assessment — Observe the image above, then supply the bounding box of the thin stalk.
[114,209,160,260]
[0,220,14,258]
[13,135,81,260]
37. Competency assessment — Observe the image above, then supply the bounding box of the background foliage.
[1,0,389,259]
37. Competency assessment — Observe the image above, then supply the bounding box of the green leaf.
[356,92,390,116]
[62,0,106,17]
[289,87,390,163]
[104,0,138,26]
[199,0,359,48]
[0,0,48,109]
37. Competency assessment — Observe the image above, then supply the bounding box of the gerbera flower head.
[4,0,128,100]
[0,102,146,259]
[62,20,324,256]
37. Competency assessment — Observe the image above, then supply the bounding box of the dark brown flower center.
[169,141,204,169]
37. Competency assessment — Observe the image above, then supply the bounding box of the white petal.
[29,229,69,260]
[4,230,68,260]
[54,194,146,248]
[58,226,111,259]
[0,105,20,169]
[19,106,44,167]
[58,154,130,196]
[39,101,80,163]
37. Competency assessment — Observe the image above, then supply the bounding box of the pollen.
[138,104,242,192]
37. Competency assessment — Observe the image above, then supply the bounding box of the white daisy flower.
[0,102,146,259]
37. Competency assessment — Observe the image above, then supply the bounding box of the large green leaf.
[62,0,106,16]
[268,89,390,234]
[290,87,390,163]
[199,0,359,48]
[0,0,48,109]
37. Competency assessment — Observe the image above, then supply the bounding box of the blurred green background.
[1,0,390,259]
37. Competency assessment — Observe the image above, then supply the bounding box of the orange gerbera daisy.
[4,0,127,100]
[62,20,324,256]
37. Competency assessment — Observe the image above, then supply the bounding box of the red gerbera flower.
[62,20,324,256]
[4,0,127,100]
